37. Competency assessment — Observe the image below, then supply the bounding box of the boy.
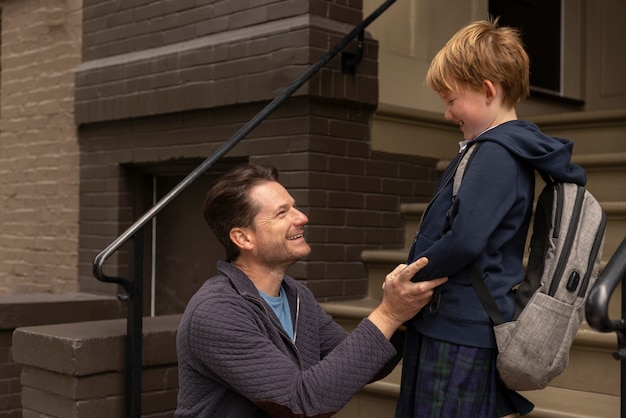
[394,19,586,417]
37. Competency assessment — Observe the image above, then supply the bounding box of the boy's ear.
[483,80,497,103]
[229,227,254,251]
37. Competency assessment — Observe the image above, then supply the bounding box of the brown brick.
[347,175,383,193]
[325,227,365,244]
[307,244,346,262]
[346,210,382,227]
[0,393,21,413]
[328,191,365,209]
[141,389,178,415]
[0,377,19,397]
[364,193,400,211]
[0,347,10,364]
[306,209,347,226]
[305,279,346,299]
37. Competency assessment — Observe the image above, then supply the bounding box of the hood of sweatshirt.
[474,120,587,185]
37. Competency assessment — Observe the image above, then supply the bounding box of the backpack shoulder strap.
[468,265,505,326]
[453,142,481,199]
[453,142,505,326]
[538,170,554,186]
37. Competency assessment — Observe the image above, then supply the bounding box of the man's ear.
[483,80,497,104]
[229,227,254,251]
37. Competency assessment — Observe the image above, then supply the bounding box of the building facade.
[1,0,625,416]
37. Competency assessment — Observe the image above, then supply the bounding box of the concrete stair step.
[362,249,407,301]
[430,151,626,205]
[573,152,626,201]
[334,380,620,418]
[322,300,621,418]
[537,111,626,156]
[361,247,622,320]
[523,386,619,418]
[400,201,626,262]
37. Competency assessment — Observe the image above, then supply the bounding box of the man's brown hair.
[203,163,279,261]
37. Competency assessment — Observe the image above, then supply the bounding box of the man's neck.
[231,259,285,297]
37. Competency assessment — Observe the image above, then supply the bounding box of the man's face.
[247,181,311,268]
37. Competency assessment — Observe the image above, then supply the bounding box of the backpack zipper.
[552,183,564,238]
[548,185,585,296]
[578,210,607,297]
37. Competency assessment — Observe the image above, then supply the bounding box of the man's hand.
[368,258,447,339]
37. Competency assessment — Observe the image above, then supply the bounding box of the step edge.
[401,201,626,218]
[356,380,619,418]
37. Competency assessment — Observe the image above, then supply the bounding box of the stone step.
[573,152,626,201]
[334,380,620,418]
[401,150,626,251]
[321,300,621,418]
[400,201,626,261]
[536,110,626,156]
[431,152,626,204]
[362,247,622,320]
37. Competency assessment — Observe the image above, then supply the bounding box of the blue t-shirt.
[259,286,294,341]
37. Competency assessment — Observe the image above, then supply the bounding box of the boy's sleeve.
[411,142,524,280]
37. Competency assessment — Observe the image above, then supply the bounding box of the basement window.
[489,0,584,105]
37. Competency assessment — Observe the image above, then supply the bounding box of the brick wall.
[0,0,83,294]
[76,0,439,301]
[77,99,437,300]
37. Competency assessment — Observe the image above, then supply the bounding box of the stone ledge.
[12,314,181,376]
[0,293,124,330]
[321,297,378,321]
[75,14,379,124]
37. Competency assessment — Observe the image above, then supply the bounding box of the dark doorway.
[134,160,244,316]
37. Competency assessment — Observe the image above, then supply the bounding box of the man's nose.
[293,208,308,225]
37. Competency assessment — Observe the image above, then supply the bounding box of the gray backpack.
[454,142,607,391]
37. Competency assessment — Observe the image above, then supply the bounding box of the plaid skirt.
[394,328,534,418]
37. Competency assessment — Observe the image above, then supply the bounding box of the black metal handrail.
[586,235,626,417]
[586,236,626,343]
[91,1,397,416]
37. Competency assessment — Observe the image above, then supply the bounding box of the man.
[175,163,447,417]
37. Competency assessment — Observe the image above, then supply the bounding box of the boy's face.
[437,82,499,140]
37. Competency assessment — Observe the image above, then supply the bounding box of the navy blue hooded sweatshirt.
[407,120,586,348]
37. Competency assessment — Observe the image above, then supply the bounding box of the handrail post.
[128,230,144,417]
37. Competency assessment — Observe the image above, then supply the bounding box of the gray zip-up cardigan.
[176,261,402,418]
